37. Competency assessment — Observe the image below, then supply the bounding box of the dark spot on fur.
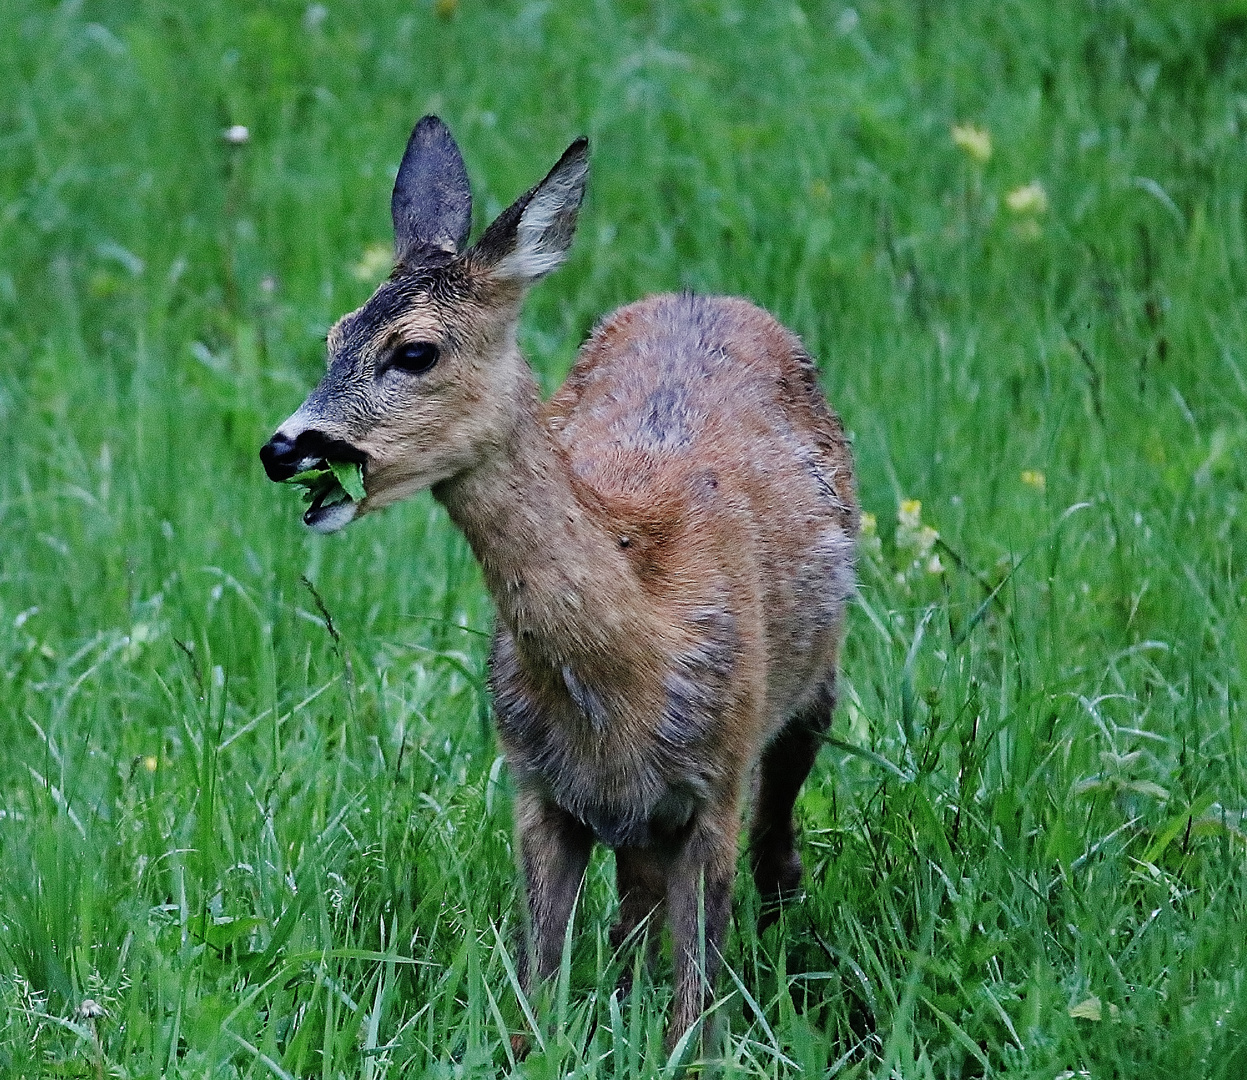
[577,781,700,850]
[650,782,699,838]
[804,454,839,505]
[638,383,692,450]
[691,470,720,501]
[562,664,610,731]
[580,805,645,849]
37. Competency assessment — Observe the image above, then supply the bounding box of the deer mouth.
[287,460,365,533]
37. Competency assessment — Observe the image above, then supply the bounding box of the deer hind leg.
[664,810,738,1051]
[515,786,594,991]
[749,676,835,929]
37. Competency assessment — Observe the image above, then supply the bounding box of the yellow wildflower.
[898,499,922,530]
[1021,469,1046,491]
[896,499,938,562]
[858,511,882,559]
[951,123,992,164]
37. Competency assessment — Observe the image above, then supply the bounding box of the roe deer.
[260,116,858,1048]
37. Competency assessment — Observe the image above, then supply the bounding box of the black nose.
[260,431,302,482]
[260,429,367,483]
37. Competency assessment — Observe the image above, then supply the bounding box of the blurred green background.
[1,0,1246,1075]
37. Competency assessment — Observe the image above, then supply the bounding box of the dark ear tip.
[551,136,590,184]
[412,115,455,144]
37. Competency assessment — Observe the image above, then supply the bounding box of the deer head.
[260,116,588,531]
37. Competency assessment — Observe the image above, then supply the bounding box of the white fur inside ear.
[494,157,587,281]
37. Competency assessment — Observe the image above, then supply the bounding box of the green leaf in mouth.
[283,461,365,506]
[329,460,366,502]
[286,468,331,486]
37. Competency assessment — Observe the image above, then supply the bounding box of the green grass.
[2,0,1246,1075]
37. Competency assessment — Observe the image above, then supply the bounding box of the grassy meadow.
[2,0,1247,1075]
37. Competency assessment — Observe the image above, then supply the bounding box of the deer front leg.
[664,809,738,1051]
[515,785,594,992]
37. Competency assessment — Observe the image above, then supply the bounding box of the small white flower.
[78,998,106,1020]
[1006,182,1048,215]
[223,124,250,145]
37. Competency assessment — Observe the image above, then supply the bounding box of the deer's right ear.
[472,137,589,284]
[391,116,473,265]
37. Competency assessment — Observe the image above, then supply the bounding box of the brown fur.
[261,120,857,1050]
[440,293,856,1043]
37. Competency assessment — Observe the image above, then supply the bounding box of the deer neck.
[433,365,639,671]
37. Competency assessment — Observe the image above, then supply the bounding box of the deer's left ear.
[391,116,473,265]
[472,137,589,284]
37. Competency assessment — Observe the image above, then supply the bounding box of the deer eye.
[389,341,439,376]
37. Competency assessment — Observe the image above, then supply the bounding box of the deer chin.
[303,486,361,533]
[357,462,457,513]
